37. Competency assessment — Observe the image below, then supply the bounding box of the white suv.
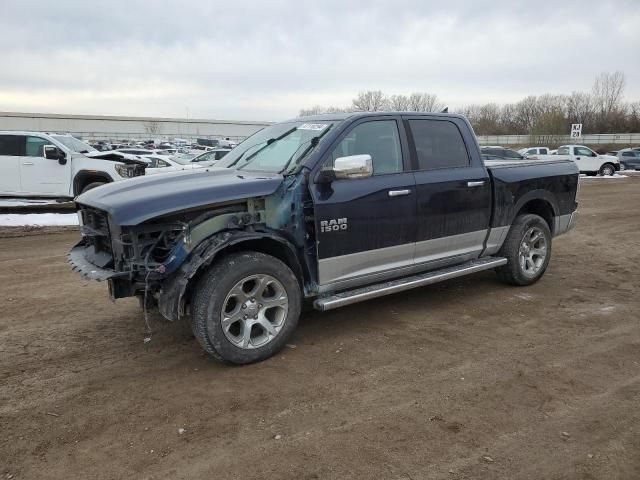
[0,132,146,198]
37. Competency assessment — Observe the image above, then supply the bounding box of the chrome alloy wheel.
[518,226,548,278]
[220,274,289,349]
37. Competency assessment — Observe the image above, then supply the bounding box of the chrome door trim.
[467,180,485,187]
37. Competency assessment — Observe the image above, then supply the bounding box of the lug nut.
[243,315,248,319]
[258,304,263,308]
[241,304,247,309]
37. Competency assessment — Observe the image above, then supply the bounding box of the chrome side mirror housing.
[333,154,373,180]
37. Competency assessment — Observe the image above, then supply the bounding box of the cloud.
[1,0,639,120]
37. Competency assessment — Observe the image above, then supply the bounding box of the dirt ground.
[1,176,639,480]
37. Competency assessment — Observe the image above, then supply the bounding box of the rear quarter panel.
[486,160,579,228]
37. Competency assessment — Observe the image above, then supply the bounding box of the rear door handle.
[22,162,34,166]
[388,189,411,197]
[467,181,485,187]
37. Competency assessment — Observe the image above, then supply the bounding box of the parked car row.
[480,144,621,176]
[0,131,147,197]
[605,148,640,171]
[0,131,236,199]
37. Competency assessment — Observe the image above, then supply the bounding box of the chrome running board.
[313,257,507,311]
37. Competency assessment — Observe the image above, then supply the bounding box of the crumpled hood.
[84,150,150,166]
[76,167,284,226]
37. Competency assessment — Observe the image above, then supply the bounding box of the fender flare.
[157,230,304,321]
[73,170,113,196]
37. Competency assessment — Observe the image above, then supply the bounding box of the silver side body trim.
[318,230,488,287]
[317,243,414,285]
[314,257,508,311]
[553,213,577,237]
[482,225,510,256]
[413,230,487,265]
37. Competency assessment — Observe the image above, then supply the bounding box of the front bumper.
[68,241,122,282]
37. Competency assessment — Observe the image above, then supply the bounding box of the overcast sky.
[1,0,638,121]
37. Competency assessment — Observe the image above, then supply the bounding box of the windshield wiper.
[280,124,333,173]
[233,127,298,170]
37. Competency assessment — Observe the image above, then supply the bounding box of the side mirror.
[333,154,373,180]
[45,146,68,165]
[44,145,59,160]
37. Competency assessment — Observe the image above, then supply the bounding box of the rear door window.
[408,119,469,170]
[0,135,26,156]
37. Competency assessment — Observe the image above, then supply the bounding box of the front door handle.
[388,189,411,197]
[467,181,485,187]
[22,162,34,166]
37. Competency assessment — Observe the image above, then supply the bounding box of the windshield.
[217,121,337,173]
[52,135,97,154]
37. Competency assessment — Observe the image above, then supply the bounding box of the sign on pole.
[570,124,583,139]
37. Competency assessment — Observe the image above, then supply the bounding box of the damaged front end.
[70,202,262,297]
[69,170,315,322]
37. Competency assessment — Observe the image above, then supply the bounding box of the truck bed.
[484,158,579,231]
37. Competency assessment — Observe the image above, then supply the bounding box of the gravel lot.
[1,176,639,480]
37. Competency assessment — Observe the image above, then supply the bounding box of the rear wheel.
[191,251,301,364]
[495,214,552,286]
[599,163,615,176]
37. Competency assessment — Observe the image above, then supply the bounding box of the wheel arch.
[73,170,113,196]
[512,193,557,235]
[157,230,306,322]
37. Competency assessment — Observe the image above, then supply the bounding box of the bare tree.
[297,72,639,134]
[566,91,596,130]
[407,92,443,112]
[352,90,388,111]
[389,94,410,111]
[592,71,626,116]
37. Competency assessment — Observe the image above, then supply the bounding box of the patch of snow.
[579,174,627,180]
[0,213,79,226]
[0,198,71,208]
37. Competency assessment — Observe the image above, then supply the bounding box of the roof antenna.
[440,107,448,113]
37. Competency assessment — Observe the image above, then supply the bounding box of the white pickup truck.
[0,131,147,198]
[527,145,620,176]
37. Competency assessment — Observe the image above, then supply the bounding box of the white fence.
[477,133,640,146]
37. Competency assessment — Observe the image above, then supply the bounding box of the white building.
[0,111,273,143]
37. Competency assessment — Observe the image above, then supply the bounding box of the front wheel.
[495,214,552,286]
[599,163,615,176]
[191,251,301,364]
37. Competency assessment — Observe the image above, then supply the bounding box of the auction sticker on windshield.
[298,123,328,131]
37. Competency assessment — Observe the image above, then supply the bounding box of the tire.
[495,214,552,286]
[81,182,106,193]
[191,251,301,364]
[599,163,615,176]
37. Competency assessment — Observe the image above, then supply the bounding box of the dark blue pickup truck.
[69,112,578,364]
